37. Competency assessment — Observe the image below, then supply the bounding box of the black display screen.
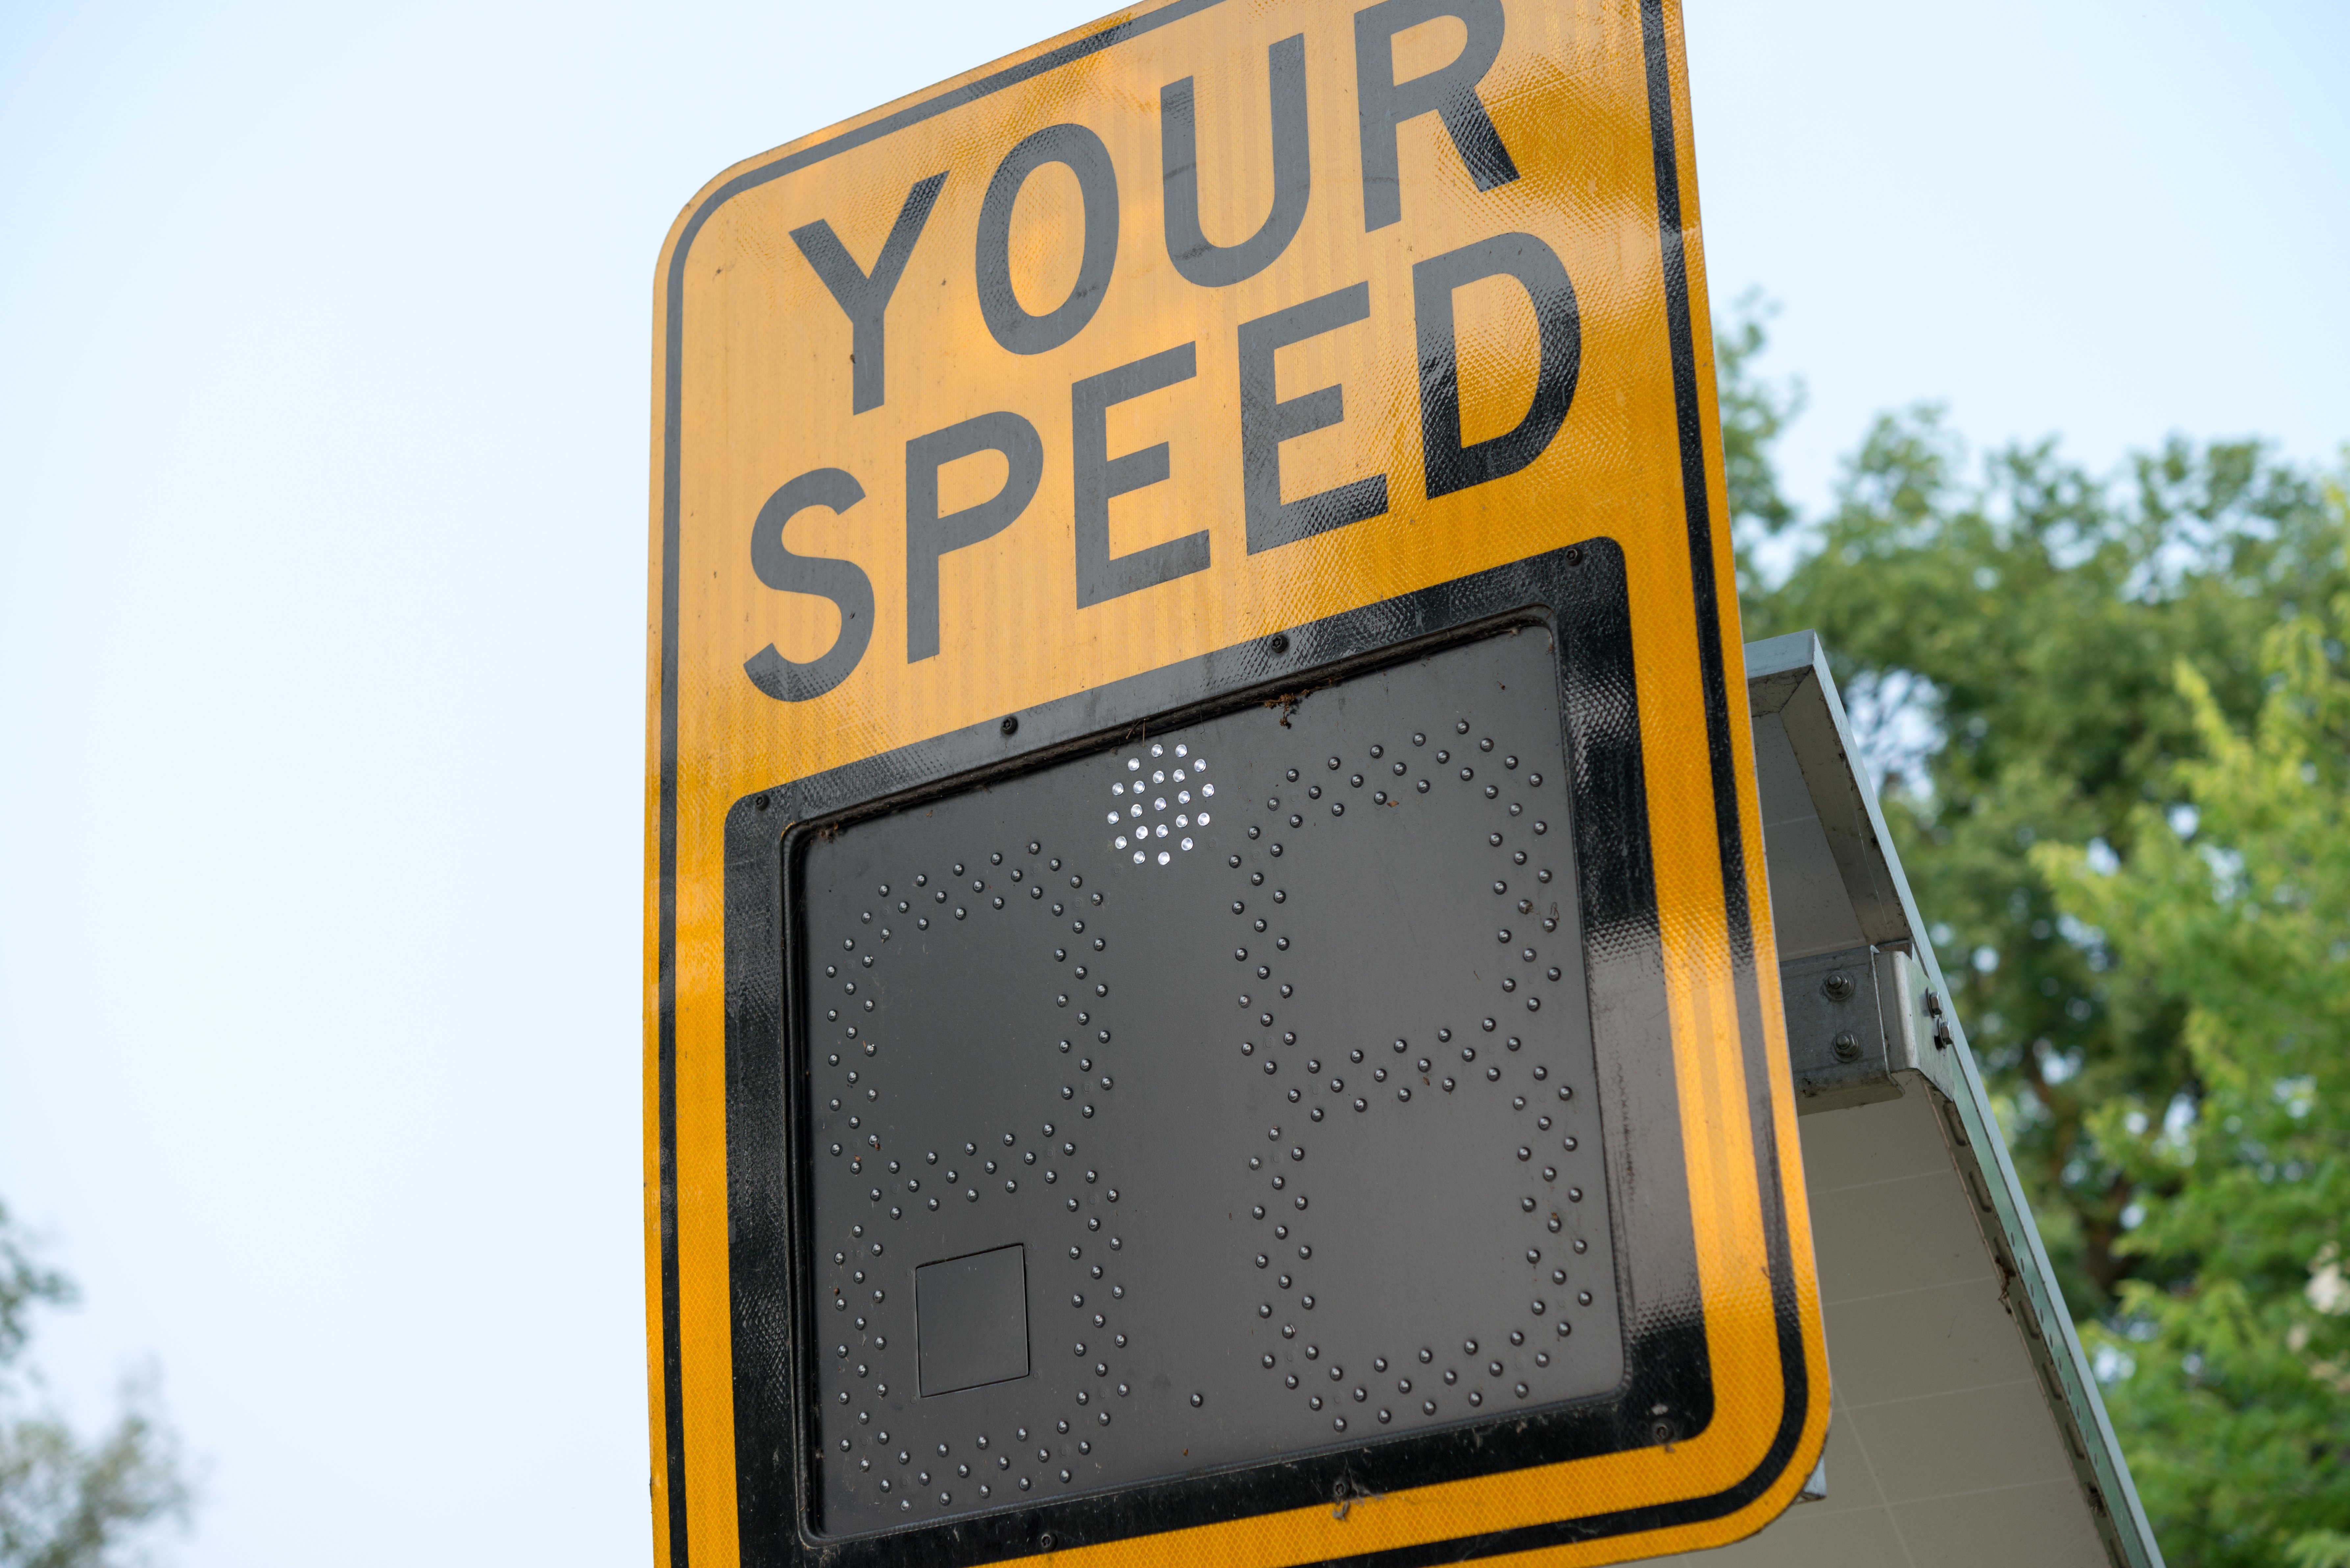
[798,629,1622,1536]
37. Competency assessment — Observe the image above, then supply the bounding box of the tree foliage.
[2037,535,2350,1565]
[1715,290,1804,560]
[1729,348,2343,1319]
[0,1205,187,1568]
[1718,308,2348,1560]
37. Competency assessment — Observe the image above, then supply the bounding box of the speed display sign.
[643,1,1828,1563]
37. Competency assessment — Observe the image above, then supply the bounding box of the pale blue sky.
[0,2,2341,1564]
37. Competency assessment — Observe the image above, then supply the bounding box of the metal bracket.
[1781,941,1961,1113]
[1783,944,1899,1110]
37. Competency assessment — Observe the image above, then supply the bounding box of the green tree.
[1715,290,1805,569]
[1732,376,2343,1320]
[2035,514,2350,1566]
[0,1205,188,1568]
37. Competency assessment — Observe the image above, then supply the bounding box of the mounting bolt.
[1268,632,1290,655]
[1821,971,1854,1003]
[1000,715,1019,736]
[1831,1031,1861,1064]
[1923,989,1944,1017]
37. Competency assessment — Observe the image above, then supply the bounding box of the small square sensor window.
[914,1245,1030,1396]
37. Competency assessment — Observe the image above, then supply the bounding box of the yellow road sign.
[644,1,1827,1563]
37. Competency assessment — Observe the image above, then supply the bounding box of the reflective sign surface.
[648,0,1829,1562]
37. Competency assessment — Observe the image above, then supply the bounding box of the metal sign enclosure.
[644,1,1828,1564]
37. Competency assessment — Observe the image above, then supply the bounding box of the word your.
[744,0,1578,702]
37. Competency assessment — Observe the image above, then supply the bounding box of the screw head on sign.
[1821,971,1855,1003]
[1831,1031,1862,1064]
[1268,633,1290,655]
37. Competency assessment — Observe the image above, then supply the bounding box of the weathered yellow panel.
[645,0,1827,1562]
